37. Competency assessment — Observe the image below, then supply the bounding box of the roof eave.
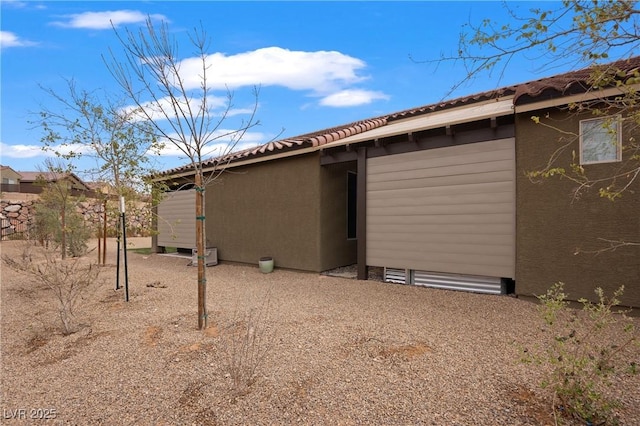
[515,83,640,113]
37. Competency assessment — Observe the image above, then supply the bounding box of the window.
[347,171,357,239]
[579,115,621,164]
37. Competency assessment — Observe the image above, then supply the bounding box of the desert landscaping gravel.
[1,238,638,425]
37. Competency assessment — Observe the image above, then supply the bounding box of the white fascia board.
[321,97,515,149]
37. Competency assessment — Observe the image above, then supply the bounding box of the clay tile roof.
[158,56,640,178]
[159,116,388,176]
[514,56,640,104]
[387,87,517,121]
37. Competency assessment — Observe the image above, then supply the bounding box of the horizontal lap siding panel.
[369,170,513,191]
[368,240,514,256]
[369,213,514,226]
[367,139,513,170]
[370,202,514,217]
[369,158,514,184]
[367,138,515,278]
[368,232,514,246]
[368,249,511,268]
[369,253,511,278]
[368,190,514,207]
[368,181,513,200]
[157,190,196,249]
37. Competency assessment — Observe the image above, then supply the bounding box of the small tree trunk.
[102,200,107,265]
[195,172,207,330]
[97,226,102,263]
[60,207,66,260]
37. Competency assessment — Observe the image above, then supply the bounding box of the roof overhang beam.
[320,97,514,150]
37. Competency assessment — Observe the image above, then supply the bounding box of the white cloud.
[0,31,38,49]
[1,1,47,11]
[157,130,265,158]
[0,142,93,159]
[224,107,258,118]
[179,47,368,94]
[1,0,28,8]
[1,142,43,158]
[51,10,167,30]
[121,95,252,123]
[319,89,390,107]
[159,47,390,108]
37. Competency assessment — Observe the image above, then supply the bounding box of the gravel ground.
[1,239,638,425]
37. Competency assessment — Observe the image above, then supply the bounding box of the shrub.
[64,209,91,257]
[34,196,91,257]
[523,283,639,425]
[219,297,275,400]
[3,246,100,335]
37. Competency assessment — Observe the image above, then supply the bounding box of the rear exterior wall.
[205,153,357,272]
[515,109,640,307]
[205,153,322,271]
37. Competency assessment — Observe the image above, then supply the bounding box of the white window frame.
[579,115,622,165]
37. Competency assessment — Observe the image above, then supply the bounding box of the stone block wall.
[1,198,152,240]
[0,200,34,239]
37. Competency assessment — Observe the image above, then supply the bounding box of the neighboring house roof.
[158,56,640,178]
[0,165,23,178]
[18,171,93,191]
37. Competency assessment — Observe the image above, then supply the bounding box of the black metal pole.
[116,214,121,290]
[122,212,129,302]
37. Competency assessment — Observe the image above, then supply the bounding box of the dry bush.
[3,244,100,335]
[219,295,275,399]
[523,283,639,425]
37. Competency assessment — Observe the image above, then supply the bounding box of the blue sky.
[1,1,579,175]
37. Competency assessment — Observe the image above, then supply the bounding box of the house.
[154,57,640,307]
[0,165,22,193]
[16,170,96,197]
[1,166,98,199]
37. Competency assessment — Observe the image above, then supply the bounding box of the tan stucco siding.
[367,138,516,278]
[157,189,196,249]
[515,110,640,307]
[205,153,322,271]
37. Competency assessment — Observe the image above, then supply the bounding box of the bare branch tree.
[36,78,162,195]
[34,78,164,263]
[576,238,640,255]
[422,1,640,96]
[105,18,260,330]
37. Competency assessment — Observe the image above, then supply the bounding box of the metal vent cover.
[384,268,408,284]
[411,270,504,294]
